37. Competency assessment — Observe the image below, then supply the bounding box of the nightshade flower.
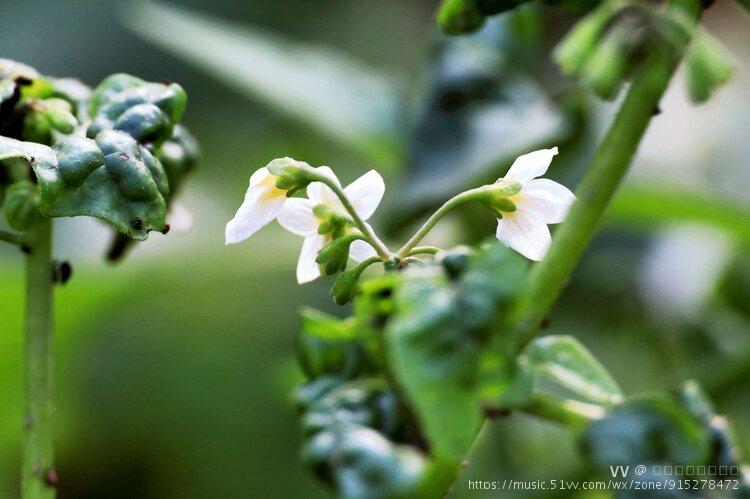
[494,147,575,261]
[225,158,311,244]
[278,168,384,284]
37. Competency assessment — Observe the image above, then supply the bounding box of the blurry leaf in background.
[122,0,403,169]
[402,15,572,212]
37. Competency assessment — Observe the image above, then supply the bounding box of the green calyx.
[267,157,317,195]
[685,32,734,103]
[477,180,520,214]
[316,233,364,276]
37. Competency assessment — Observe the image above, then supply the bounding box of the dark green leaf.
[1,181,41,230]
[582,396,710,469]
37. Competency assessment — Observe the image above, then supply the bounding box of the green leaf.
[87,73,187,146]
[384,243,527,461]
[123,1,400,162]
[524,335,623,406]
[581,396,710,469]
[0,131,168,239]
[297,308,370,380]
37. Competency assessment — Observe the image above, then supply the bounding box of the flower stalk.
[22,218,56,499]
[510,0,702,350]
[0,228,26,246]
[309,171,392,260]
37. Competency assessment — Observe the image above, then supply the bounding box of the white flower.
[495,147,575,261]
[224,158,308,245]
[278,168,385,284]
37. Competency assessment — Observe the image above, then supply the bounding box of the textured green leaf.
[123,1,400,161]
[524,335,623,406]
[1,181,41,231]
[87,73,186,146]
[0,131,168,239]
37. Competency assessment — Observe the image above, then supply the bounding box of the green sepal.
[266,157,317,194]
[87,73,187,146]
[437,0,485,35]
[2,180,42,230]
[316,234,363,276]
[684,33,734,104]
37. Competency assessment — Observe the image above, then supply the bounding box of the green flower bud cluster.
[437,0,601,35]
[0,59,196,246]
[581,382,749,489]
[554,0,734,102]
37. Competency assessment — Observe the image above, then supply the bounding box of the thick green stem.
[22,218,56,499]
[510,0,701,350]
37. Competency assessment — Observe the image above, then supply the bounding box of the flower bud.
[437,0,485,35]
[22,98,77,145]
[581,23,633,100]
[332,258,377,305]
[2,181,42,231]
[554,3,618,77]
[685,33,734,104]
[266,157,317,195]
[316,234,362,276]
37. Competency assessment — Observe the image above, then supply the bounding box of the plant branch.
[407,246,442,257]
[22,218,56,499]
[509,0,702,351]
[396,184,514,259]
[0,228,26,246]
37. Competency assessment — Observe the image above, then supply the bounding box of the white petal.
[504,147,559,184]
[349,239,377,262]
[167,201,193,233]
[249,166,272,187]
[225,188,284,244]
[518,178,575,224]
[495,211,551,261]
[278,198,318,236]
[344,170,385,221]
[297,234,326,284]
[307,166,341,206]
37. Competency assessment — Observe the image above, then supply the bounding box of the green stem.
[510,0,701,350]
[0,228,26,246]
[313,175,392,260]
[22,218,56,499]
[407,246,442,257]
[396,183,517,259]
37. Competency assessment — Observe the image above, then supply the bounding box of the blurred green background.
[1,0,749,497]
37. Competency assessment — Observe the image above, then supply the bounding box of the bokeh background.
[1,0,749,497]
